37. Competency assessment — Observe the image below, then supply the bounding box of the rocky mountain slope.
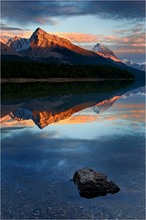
[0,41,19,56]
[92,43,121,62]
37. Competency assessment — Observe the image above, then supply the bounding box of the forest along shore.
[1,78,134,83]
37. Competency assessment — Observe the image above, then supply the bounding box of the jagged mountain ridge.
[0,41,20,56]
[1,28,145,74]
[6,28,100,60]
[92,43,145,71]
[1,28,125,66]
[7,36,30,52]
[122,59,145,71]
[92,43,121,62]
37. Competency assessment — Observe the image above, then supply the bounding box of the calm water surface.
[1,82,145,219]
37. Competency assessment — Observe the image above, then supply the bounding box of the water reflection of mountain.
[1,80,145,129]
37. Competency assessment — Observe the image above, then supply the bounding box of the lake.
[1,80,145,219]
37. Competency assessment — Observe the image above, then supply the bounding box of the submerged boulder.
[73,168,120,198]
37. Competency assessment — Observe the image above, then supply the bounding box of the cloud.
[1,1,60,25]
[114,24,144,35]
[54,32,100,43]
[86,1,145,20]
[1,118,35,128]
[1,24,32,38]
[1,1,145,27]
[1,1,82,26]
[58,115,99,124]
[51,31,145,56]
[1,26,28,31]
[1,30,32,38]
[114,48,145,55]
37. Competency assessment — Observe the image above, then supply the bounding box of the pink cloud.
[114,48,145,54]
[52,32,100,43]
[1,30,32,38]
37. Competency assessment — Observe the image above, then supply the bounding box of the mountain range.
[92,43,121,62]
[1,28,113,66]
[1,27,145,74]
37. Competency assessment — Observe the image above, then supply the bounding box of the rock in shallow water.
[73,168,120,199]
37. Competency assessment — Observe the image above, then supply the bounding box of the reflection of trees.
[2,61,134,79]
[1,80,133,100]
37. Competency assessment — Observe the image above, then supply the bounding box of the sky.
[1,0,145,62]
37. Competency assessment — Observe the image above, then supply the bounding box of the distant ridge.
[122,59,145,71]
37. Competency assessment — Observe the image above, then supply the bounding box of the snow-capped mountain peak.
[92,43,121,62]
[30,27,73,49]
[7,36,30,52]
[92,96,120,114]
[5,27,98,61]
[122,59,145,71]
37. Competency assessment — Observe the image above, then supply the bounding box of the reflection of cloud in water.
[122,86,145,99]
[1,118,35,128]
[2,130,145,183]
[56,160,66,167]
[37,130,61,139]
[1,126,26,133]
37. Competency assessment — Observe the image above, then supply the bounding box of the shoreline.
[1,78,133,83]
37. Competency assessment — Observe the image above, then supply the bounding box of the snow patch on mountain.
[7,36,30,51]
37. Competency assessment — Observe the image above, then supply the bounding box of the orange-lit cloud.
[114,103,145,109]
[114,48,145,54]
[57,115,99,124]
[52,32,100,43]
[1,118,35,128]
[1,30,32,38]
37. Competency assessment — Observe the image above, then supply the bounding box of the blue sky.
[1,1,145,62]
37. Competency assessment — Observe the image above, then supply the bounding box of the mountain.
[1,28,145,81]
[92,96,120,114]
[0,41,19,56]
[0,36,9,44]
[121,86,145,98]
[6,28,93,60]
[92,42,145,72]
[4,28,122,65]
[7,36,30,52]
[122,59,145,71]
[92,43,121,62]
[7,28,96,56]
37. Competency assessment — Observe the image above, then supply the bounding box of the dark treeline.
[1,81,133,100]
[1,61,134,79]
